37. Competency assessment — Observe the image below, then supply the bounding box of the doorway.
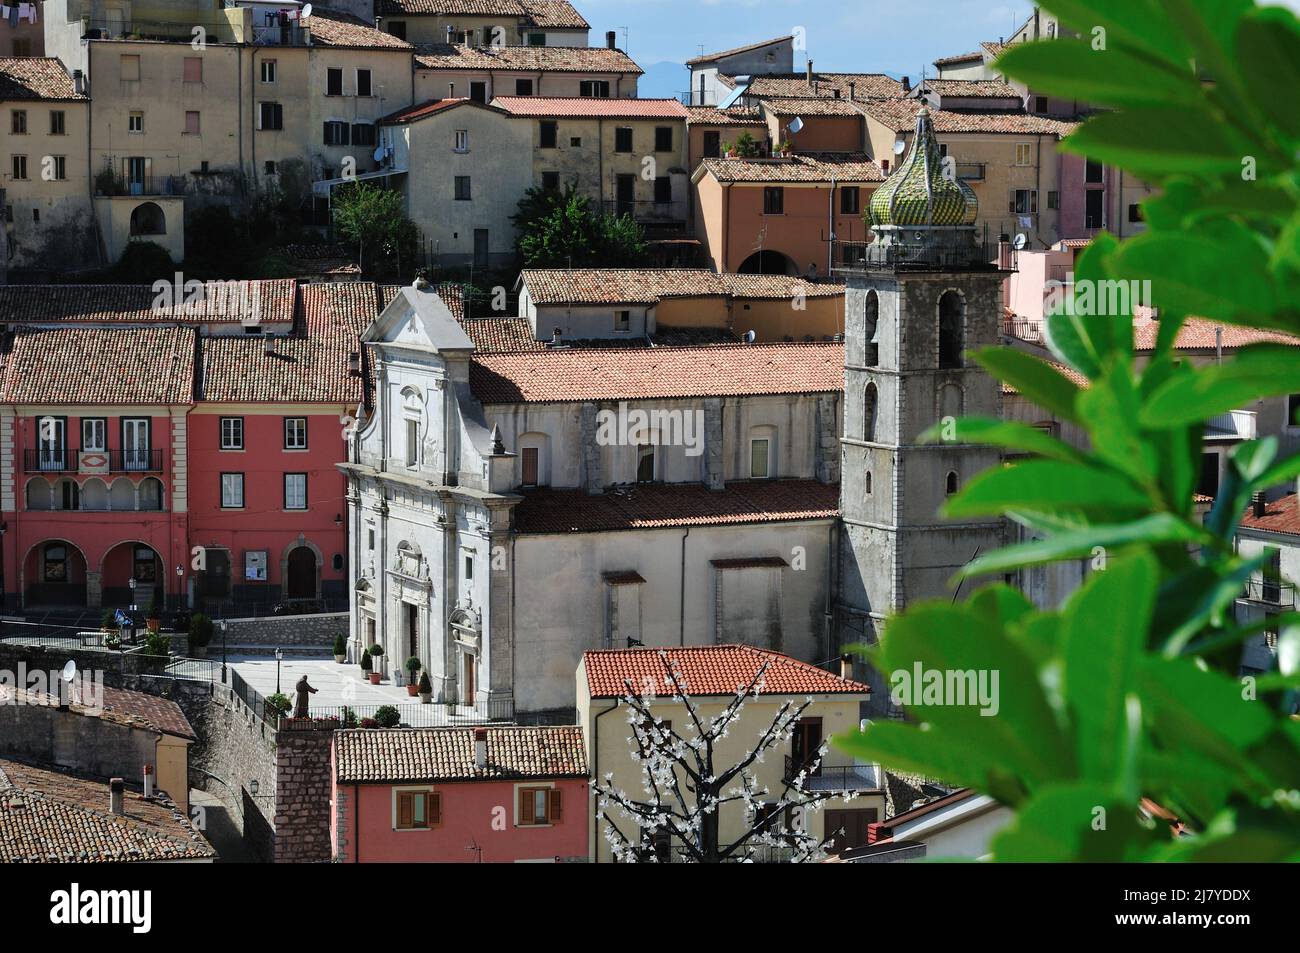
[285,546,316,599]
[405,602,419,661]
[461,653,476,706]
[473,228,489,269]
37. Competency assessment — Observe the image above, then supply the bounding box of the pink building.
[331,725,589,863]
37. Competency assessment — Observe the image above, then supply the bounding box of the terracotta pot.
[147,618,161,633]
[334,654,346,663]
[406,684,419,697]
[368,673,381,685]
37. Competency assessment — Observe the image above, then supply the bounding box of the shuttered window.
[518,786,561,825]
[395,791,441,830]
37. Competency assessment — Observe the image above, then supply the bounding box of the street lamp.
[275,648,283,695]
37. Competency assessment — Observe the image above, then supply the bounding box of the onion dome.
[868,106,978,228]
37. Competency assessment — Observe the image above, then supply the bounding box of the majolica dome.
[869,106,978,228]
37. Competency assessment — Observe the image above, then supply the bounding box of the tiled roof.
[685,35,793,66]
[738,72,903,100]
[198,282,374,403]
[333,725,587,783]
[377,0,588,29]
[304,9,413,49]
[2,686,196,740]
[1132,312,1300,352]
[0,280,298,326]
[919,79,1022,99]
[982,41,1007,58]
[491,95,688,119]
[1,326,196,405]
[415,43,639,73]
[862,98,1078,135]
[933,50,984,66]
[762,97,864,117]
[0,57,86,101]
[699,152,884,183]
[0,759,215,863]
[471,342,843,402]
[524,268,725,304]
[719,273,845,299]
[380,97,499,124]
[685,105,766,126]
[1000,359,1088,394]
[462,320,743,352]
[515,479,841,534]
[583,643,870,698]
[1239,493,1300,537]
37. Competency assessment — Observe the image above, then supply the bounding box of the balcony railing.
[785,755,881,791]
[95,174,186,197]
[24,448,163,473]
[1206,409,1257,441]
[1242,578,1296,608]
[601,199,687,224]
[1002,315,1046,344]
[833,238,1014,274]
[954,161,986,181]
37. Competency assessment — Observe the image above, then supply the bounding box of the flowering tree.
[593,651,853,863]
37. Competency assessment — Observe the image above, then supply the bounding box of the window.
[10,155,27,180]
[945,471,959,495]
[284,473,307,510]
[528,32,545,46]
[1085,158,1104,183]
[10,109,26,134]
[569,136,582,147]
[750,438,771,479]
[129,111,144,133]
[284,417,307,450]
[542,171,560,191]
[580,79,610,97]
[11,38,30,57]
[840,186,860,214]
[653,176,672,204]
[518,787,561,826]
[351,123,376,147]
[219,417,244,450]
[326,67,343,96]
[938,291,964,368]
[395,791,441,830]
[185,111,201,135]
[1199,451,1219,497]
[1034,95,1048,113]
[367,528,376,551]
[49,111,65,135]
[50,156,66,180]
[455,176,471,200]
[454,129,469,152]
[405,419,419,467]
[863,382,878,441]
[323,121,350,146]
[1015,142,1032,165]
[221,473,245,509]
[515,78,533,96]
[1262,546,1282,603]
[43,543,68,583]
[614,126,633,152]
[356,69,373,97]
[636,443,655,483]
[1085,188,1104,228]
[864,471,872,496]
[1128,203,1143,223]
[613,310,630,331]
[120,55,140,81]
[259,102,283,130]
[77,418,105,453]
[1288,394,1300,427]
[183,57,203,83]
[1047,190,1059,210]
[388,21,407,40]
[1009,189,1038,215]
[763,187,784,214]
[261,60,277,83]
[464,554,474,581]
[703,130,721,158]
[880,159,889,174]
[539,120,557,149]
[521,447,539,487]
[654,126,673,152]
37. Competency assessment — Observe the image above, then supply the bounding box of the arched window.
[25,479,51,511]
[139,477,163,511]
[863,382,879,442]
[80,478,109,511]
[938,382,963,421]
[129,201,166,236]
[946,470,960,495]
[938,291,964,369]
[863,290,880,365]
[110,478,135,511]
[864,471,873,496]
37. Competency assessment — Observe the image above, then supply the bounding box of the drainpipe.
[591,701,619,863]
[824,519,838,662]
[250,47,260,192]
[827,178,836,274]
[722,183,731,272]
[353,783,360,862]
[678,527,690,645]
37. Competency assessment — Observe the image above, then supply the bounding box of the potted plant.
[360,717,379,729]
[341,706,358,728]
[777,138,792,157]
[101,609,117,633]
[333,634,347,664]
[103,632,122,651]
[417,670,433,705]
[404,657,422,696]
[188,612,213,659]
[374,705,401,728]
[360,648,373,682]
[146,591,163,633]
[367,643,384,684]
[266,692,292,720]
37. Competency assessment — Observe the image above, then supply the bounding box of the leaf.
[917,416,1086,463]
[1141,347,1300,427]
[1078,358,1159,487]
[1061,107,1260,177]
[943,460,1152,519]
[1034,0,1193,64]
[995,38,1202,109]
[990,783,1156,862]
[972,348,1083,422]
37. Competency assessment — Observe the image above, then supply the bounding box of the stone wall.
[223,612,349,647]
[273,721,336,864]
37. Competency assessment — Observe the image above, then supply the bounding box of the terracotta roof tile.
[685,105,766,126]
[762,97,865,117]
[1,326,195,404]
[471,342,842,402]
[862,98,1078,135]
[933,50,985,66]
[523,268,726,304]
[491,95,687,119]
[719,273,845,299]
[0,280,298,326]
[3,686,196,740]
[737,72,903,100]
[583,643,870,698]
[0,58,86,101]
[515,480,840,534]
[0,759,215,863]
[415,43,639,73]
[919,79,1022,99]
[304,9,412,49]
[982,41,1007,58]
[380,97,483,124]
[517,0,589,29]
[334,725,587,783]
[1239,493,1300,536]
[376,0,587,28]
[1000,358,1088,395]
[685,35,793,66]
[699,152,884,184]
[1132,312,1300,352]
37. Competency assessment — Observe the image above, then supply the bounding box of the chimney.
[474,728,488,768]
[839,655,854,680]
[606,30,616,50]
[848,81,855,100]
[1252,492,1267,519]
[806,59,813,85]
[901,75,910,93]
[73,69,86,96]
[448,82,455,98]
[446,25,455,44]
[109,778,125,815]
[143,764,155,798]
[551,327,563,346]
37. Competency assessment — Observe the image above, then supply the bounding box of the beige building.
[492,95,690,232]
[375,0,590,47]
[414,41,640,102]
[379,97,531,267]
[577,645,885,862]
[1,56,98,269]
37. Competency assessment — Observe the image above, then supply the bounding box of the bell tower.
[835,107,1009,711]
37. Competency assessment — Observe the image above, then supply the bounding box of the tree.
[331,181,418,278]
[839,0,1300,862]
[592,651,850,863]
[511,183,647,268]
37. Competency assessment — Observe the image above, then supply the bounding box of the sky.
[579,0,1039,97]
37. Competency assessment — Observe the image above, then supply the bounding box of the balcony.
[833,238,1014,274]
[1241,578,1296,609]
[1205,409,1257,441]
[601,199,687,226]
[24,449,163,474]
[1002,315,1046,344]
[954,161,985,181]
[94,174,186,198]
[784,755,881,791]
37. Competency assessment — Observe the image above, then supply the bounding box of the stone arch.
[863,290,880,365]
[110,477,136,510]
[21,538,89,607]
[129,201,166,237]
[938,289,965,369]
[863,381,879,442]
[281,535,323,601]
[24,477,53,510]
[138,477,164,511]
[737,249,798,275]
[946,470,960,495]
[80,477,109,511]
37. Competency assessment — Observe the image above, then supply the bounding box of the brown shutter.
[518,787,530,825]
[397,792,413,829]
[548,788,562,823]
[428,792,442,827]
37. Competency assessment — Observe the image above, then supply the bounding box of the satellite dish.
[301,3,313,18]
[61,659,77,683]
[373,145,386,162]
[893,139,906,155]
[1013,232,1027,250]
[742,330,757,344]
[788,116,804,134]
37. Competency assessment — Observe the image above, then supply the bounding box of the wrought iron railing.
[22,448,163,473]
[833,238,1014,273]
[1242,578,1296,608]
[310,696,516,728]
